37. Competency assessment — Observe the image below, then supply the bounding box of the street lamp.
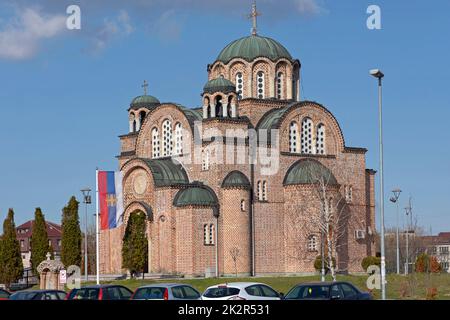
[389,188,402,274]
[81,187,92,282]
[404,199,413,275]
[370,68,386,300]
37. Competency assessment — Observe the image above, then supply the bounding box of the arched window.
[215,95,223,118]
[202,149,210,171]
[227,104,233,118]
[236,72,244,99]
[257,181,262,201]
[301,117,314,154]
[276,72,284,99]
[162,119,172,156]
[262,181,268,201]
[289,121,299,153]
[152,127,160,158]
[129,113,136,133]
[256,71,265,99]
[209,224,215,245]
[240,200,246,212]
[316,124,325,154]
[132,120,137,133]
[345,185,353,203]
[174,122,183,155]
[307,235,318,252]
[139,111,146,130]
[204,224,209,245]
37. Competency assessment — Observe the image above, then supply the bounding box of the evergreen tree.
[61,196,82,268]
[30,208,51,275]
[0,209,24,288]
[122,212,148,277]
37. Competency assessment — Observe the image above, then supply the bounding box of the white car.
[201,282,282,300]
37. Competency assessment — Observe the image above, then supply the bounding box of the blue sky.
[0,0,449,234]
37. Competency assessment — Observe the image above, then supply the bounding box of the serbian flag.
[97,171,124,230]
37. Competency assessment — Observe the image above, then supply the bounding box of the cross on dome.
[248,1,261,36]
[142,80,148,95]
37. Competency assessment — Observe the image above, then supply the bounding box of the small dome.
[217,35,292,64]
[284,159,338,186]
[203,76,236,94]
[173,184,218,207]
[221,171,251,189]
[130,95,160,109]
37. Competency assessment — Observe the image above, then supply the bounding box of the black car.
[66,285,133,300]
[9,290,67,300]
[284,281,372,300]
[0,289,11,300]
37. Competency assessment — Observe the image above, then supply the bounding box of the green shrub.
[361,256,381,272]
[314,255,336,272]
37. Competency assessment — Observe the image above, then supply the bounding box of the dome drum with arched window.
[128,94,161,133]
[208,34,301,101]
[202,76,238,119]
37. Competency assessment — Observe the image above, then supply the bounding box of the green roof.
[283,159,338,186]
[221,171,251,189]
[141,158,189,187]
[177,105,203,125]
[130,95,160,109]
[173,184,218,207]
[257,105,292,131]
[203,76,236,94]
[217,35,292,64]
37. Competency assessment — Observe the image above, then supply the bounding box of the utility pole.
[81,188,92,282]
[370,68,386,300]
[404,198,413,275]
[390,189,401,274]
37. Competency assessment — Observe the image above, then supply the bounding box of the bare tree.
[229,247,240,277]
[285,161,362,281]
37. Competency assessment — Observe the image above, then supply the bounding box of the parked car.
[0,289,11,300]
[283,281,372,300]
[131,283,202,300]
[202,282,282,300]
[66,285,133,300]
[9,290,66,300]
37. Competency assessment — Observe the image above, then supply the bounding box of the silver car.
[202,282,282,300]
[131,283,202,300]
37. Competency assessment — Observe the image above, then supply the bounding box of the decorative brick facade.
[100,29,376,277]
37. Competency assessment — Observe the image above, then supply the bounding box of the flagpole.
[95,168,100,285]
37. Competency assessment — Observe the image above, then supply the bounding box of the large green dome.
[217,35,292,64]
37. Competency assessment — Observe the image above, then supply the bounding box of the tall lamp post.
[370,68,386,300]
[389,188,402,274]
[404,198,413,275]
[81,188,92,282]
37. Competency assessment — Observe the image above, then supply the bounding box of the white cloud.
[295,0,325,15]
[150,10,183,42]
[0,7,66,60]
[87,10,134,54]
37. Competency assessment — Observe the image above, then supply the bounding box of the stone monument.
[37,252,65,290]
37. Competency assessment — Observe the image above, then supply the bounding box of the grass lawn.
[78,273,450,300]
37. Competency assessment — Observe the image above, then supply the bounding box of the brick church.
[99,6,376,276]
